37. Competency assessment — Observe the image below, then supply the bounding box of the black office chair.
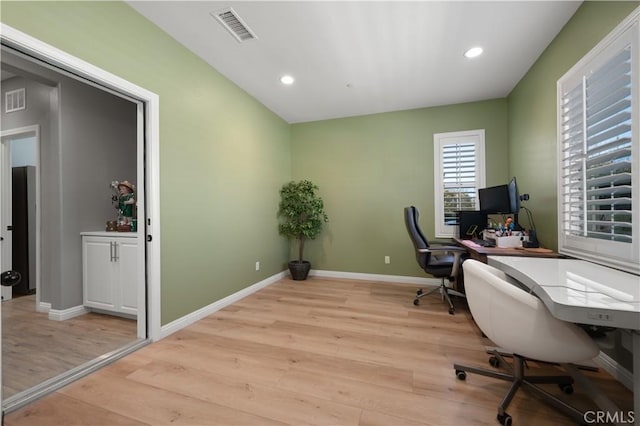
[1,270,21,287]
[404,206,466,314]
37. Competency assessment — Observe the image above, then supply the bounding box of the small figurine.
[111,180,136,225]
[505,217,513,229]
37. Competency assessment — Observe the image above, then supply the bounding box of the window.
[434,129,485,238]
[557,10,639,274]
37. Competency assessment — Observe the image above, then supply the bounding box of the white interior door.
[0,139,6,405]
[0,137,13,303]
[1,126,40,306]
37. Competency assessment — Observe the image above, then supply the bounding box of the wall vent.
[212,7,257,43]
[5,88,26,113]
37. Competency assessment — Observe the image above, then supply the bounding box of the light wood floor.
[2,295,137,398]
[5,277,633,425]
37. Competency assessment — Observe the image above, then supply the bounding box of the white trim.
[37,301,50,313]
[556,6,640,275]
[159,271,288,339]
[433,129,486,238]
[145,95,161,342]
[310,269,440,286]
[48,305,88,321]
[0,23,162,342]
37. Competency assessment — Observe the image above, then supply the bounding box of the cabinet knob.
[147,235,153,242]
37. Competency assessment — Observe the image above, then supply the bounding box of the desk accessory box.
[483,229,529,248]
[493,235,529,248]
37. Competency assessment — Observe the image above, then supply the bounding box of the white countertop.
[487,256,640,330]
[81,231,138,237]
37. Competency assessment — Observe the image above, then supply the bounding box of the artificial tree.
[278,180,328,280]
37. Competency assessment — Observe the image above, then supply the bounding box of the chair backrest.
[462,259,599,364]
[404,206,431,269]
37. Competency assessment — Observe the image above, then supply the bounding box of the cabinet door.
[116,238,138,315]
[82,237,116,311]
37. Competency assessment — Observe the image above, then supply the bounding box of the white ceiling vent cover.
[5,88,25,113]
[212,7,257,43]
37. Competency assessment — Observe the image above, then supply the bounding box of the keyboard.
[472,238,495,247]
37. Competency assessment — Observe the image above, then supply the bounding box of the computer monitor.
[508,176,520,215]
[458,211,488,240]
[478,184,510,213]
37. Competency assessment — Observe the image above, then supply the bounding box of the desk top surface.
[454,238,561,258]
[487,256,640,330]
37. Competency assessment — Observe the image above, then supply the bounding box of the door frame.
[0,24,162,343]
[0,125,40,305]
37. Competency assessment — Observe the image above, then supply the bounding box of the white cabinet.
[82,232,138,316]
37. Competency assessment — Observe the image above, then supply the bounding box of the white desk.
[488,256,640,419]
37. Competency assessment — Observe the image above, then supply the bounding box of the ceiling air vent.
[212,7,257,43]
[5,88,26,113]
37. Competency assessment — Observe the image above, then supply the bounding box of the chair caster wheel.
[559,383,573,394]
[489,356,500,368]
[497,413,512,426]
[448,308,455,315]
[413,299,420,306]
[416,289,423,296]
[455,370,466,380]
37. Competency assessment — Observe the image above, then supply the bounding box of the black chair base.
[413,277,464,315]
[453,351,588,425]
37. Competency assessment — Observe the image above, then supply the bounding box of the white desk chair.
[453,259,600,426]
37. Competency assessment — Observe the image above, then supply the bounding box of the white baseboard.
[1,286,12,301]
[37,301,51,313]
[310,269,440,286]
[159,270,288,339]
[48,305,88,321]
[159,269,439,341]
[595,351,634,391]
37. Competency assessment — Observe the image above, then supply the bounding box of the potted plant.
[278,180,328,280]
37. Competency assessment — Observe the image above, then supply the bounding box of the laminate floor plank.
[4,277,633,426]
[154,329,416,392]
[4,393,148,426]
[2,295,137,398]
[60,369,288,426]
[126,359,363,426]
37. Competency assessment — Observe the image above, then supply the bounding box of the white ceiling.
[128,1,581,124]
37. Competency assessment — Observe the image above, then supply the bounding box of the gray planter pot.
[288,260,311,281]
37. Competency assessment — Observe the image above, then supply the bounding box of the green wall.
[3,1,638,324]
[1,1,292,324]
[290,100,509,277]
[507,1,639,251]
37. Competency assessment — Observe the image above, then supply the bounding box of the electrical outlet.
[255,261,260,271]
[384,256,390,264]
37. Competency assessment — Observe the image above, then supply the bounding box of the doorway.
[1,127,39,305]
[0,24,161,413]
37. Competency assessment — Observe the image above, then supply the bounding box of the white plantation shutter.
[434,130,485,238]
[557,14,639,274]
[442,143,478,222]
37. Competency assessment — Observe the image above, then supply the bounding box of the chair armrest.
[417,245,467,254]
[417,246,467,278]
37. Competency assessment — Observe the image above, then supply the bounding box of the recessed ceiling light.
[464,47,483,59]
[280,75,295,85]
